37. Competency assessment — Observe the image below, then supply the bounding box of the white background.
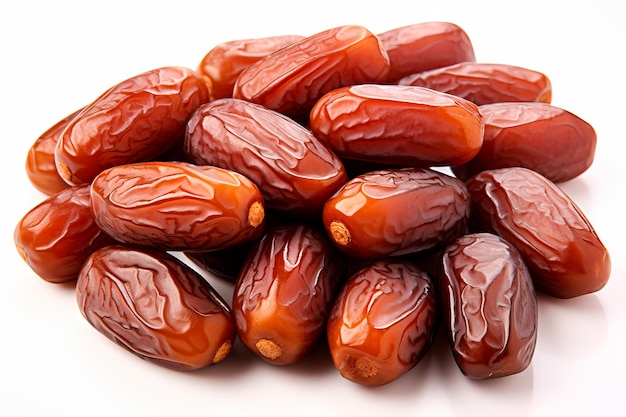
[1,1,625,416]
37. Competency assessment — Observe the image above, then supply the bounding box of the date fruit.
[309,84,484,167]
[14,184,116,283]
[451,102,597,183]
[467,167,611,298]
[232,223,344,365]
[55,66,210,185]
[440,232,538,379]
[76,245,235,370]
[232,25,390,119]
[399,62,552,105]
[90,161,265,251]
[326,259,438,386]
[322,167,471,259]
[184,98,347,218]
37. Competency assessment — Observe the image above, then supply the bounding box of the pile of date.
[15,22,612,386]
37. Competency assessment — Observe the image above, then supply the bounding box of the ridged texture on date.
[233,223,344,365]
[197,34,304,100]
[76,245,235,370]
[327,259,438,386]
[467,167,611,298]
[440,232,538,379]
[232,25,390,119]
[184,98,347,218]
[323,168,471,258]
[452,102,597,183]
[90,161,265,251]
[398,62,552,105]
[14,184,116,283]
[55,66,210,185]
[309,84,484,167]
[377,21,476,83]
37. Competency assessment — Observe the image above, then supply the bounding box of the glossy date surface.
[55,66,210,185]
[76,245,235,370]
[326,259,438,386]
[467,167,611,298]
[309,84,484,167]
[184,98,347,218]
[90,161,265,251]
[322,168,471,258]
[440,232,538,379]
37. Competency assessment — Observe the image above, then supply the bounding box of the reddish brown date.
[232,223,344,365]
[326,259,438,386]
[377,21,476,83]
[197,34,304,100]
[440,232,538,379]
[25,108,83,195]
[467,167,611,298]
[90,161,265,251]
[399,62,552,105]
[183,242,255,283]
[309,84,484,167]
[55,66,210,185]
[184,98,347,218]
[452,102,597,183]
[232,25,390,120]
[76,245,235,370]
[322,168,471,259]
[14,184,116,283]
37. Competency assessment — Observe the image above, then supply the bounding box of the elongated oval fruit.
[232,223,344,365]
[322,167,471,259]
[232,25,390,119]
[90,161,265,251]
[440,232,538,379]
[55,66,210,185]
[309,84,484,167]
[467,167,611,298]
[327,259,438,386]
[76,245,235,370]
[184,98,347,218]
[451,102,597,183]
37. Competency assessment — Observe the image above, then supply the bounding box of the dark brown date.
[76,245,235,370]
[467,167,611,298]
[451,102,597,183]
[183,242,255,283]
[322,168,471,259]
[399,62,552,105]
[232,25,390,120]
[184,98,348,218]
[232,223,344,365]
[14,184,116,283]
[55,66,210,185]
[326,259,438,386]
[90,161,265,251]
[440,232,538,379]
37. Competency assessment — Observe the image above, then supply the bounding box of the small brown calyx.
[329,220,351,246]
[355,357,377,378]
[213,340,233,364]
[256,339,282,360]
[248,201,265,228]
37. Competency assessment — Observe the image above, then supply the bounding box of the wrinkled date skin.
[399,62,552,105]
[309,84,484,167]
[467,167,611,298]
[440,232,538,379]
[322,168,471,259]
[184,98,347,218]
[25,108,83,195]
[55,66,210,185]
[90,161,265,251]
[197,34,304,100]
[326,259,438,386]
[14,184,116,283]
[76,245,236,370]
[377,21,476,83]
[233,223,345,365]
[452,102,597,183]
[232,25,390,120]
